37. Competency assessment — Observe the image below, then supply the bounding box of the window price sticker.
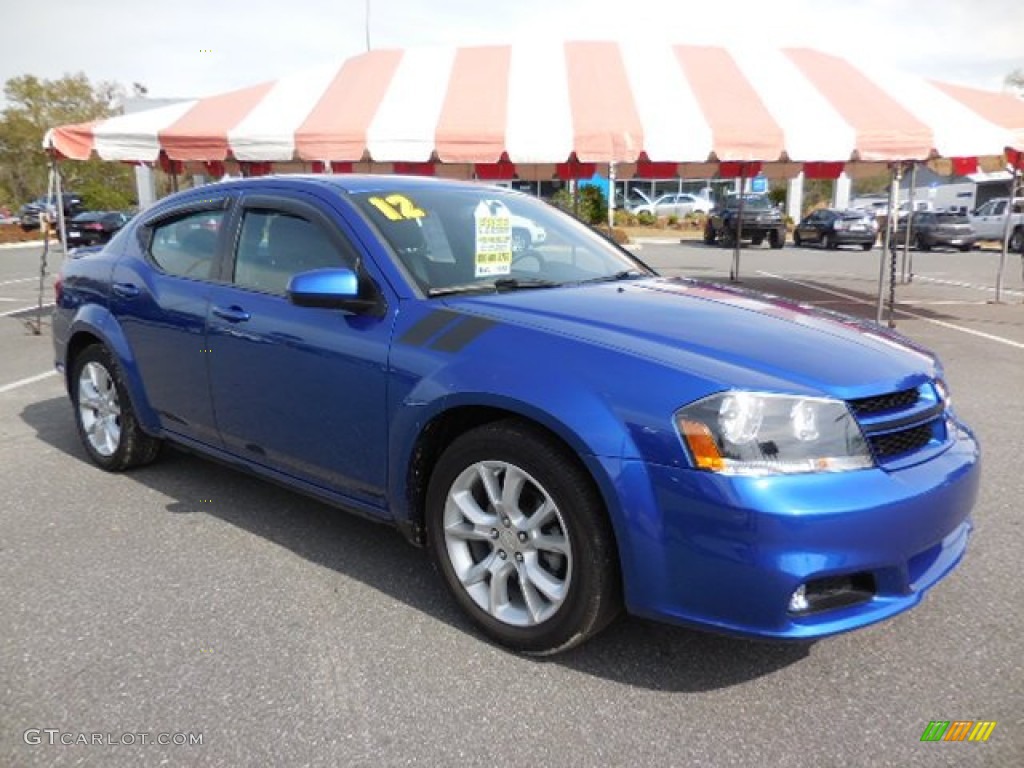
[474,200,512,277]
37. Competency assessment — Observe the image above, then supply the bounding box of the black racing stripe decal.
[430,317,498,353]
[399,309,461,347]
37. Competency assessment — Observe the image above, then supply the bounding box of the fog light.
[788,584,809,613]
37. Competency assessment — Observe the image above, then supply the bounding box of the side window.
[992,201,1007,216]
[149,209,224,279]
[233,209,351,295]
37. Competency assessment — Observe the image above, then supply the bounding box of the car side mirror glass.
[287,268,383,316]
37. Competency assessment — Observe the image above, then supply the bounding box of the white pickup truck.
[969,197,1024,251]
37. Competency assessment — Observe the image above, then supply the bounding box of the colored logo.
[921,721,997,742]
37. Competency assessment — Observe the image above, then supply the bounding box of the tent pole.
[995,164,1020,303]
[901,163,917,283]
[730,164,746,282]
[608,162,616,228]
[876,163,901,324]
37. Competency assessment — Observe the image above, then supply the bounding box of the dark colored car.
[793,209,878,251]
[897,211,977,252]
[19,193,85,231]
[704,194,786,248]
[65,211,130,246]
[53,175,979,655]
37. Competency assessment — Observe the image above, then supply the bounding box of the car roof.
[198,174,501,198]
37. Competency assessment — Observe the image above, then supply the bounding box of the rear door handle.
[112,282,139,299]
[211,305,251,323]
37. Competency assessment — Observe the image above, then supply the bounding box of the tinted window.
[936,212,969,223]
[73,212,104,222]
[149,210,224,279]
[233,210,348,295]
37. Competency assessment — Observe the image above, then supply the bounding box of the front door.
[205,192,394,511]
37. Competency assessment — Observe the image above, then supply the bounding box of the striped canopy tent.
[44,41,1024,179]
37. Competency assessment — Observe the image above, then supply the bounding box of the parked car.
[19,193,85,231]
[509,214,546,252]
[793,209,878,251]
[65,211,130,246]
[53,175,979,655]
[704,194,786,248]
[895,211,977,252]
[632,193,713,218]
[969,197,1024,251]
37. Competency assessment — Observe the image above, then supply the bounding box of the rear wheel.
[958,244,972,252]
[426,420,621,655]
[703,222,716,245]
[769,229,785,249]
[823,233,837,250]
[916,233,931,252]
[71,344,161,471]
[861,242,873,251]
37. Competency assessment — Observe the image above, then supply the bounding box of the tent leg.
[901,163,916,284]
[730,164,747,282]
[995,165,1020,304]
[876,163,902,325]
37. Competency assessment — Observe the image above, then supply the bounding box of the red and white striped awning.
[44,42,1024,175]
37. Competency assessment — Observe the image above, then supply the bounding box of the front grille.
[868,423,933,459]
[848,387,919,416]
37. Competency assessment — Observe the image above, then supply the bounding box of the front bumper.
[604,422,980,639]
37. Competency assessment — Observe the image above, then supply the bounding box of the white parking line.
[913,274,1024,298]
[0,370,58,394]
[0,277,39,286]
[0,302,54,317]
[757,271,1024,351]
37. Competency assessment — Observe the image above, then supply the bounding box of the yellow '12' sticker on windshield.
[367,194,426,221]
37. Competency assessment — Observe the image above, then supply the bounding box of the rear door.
[112,197,233,446]
[204,190,394,510]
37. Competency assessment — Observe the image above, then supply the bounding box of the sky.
[2,0,1022,103]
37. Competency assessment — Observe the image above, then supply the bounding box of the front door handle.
[211,305,251,323]
[112,282,140,299]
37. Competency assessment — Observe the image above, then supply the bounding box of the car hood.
[443,277,937,398]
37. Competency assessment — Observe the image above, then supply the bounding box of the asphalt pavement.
[1,240,1021,767]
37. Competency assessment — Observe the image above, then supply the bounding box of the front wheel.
[823,233,837,250]
[426,420,621,655]
[916,233,931,252]
[769,229,785,249]
[703,223,716,245]
[71,344,161,471]
[1009,228,1023,253]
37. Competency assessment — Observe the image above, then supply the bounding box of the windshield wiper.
[493,277,560,292]
[428,277,560,297]
[577,269,648,285]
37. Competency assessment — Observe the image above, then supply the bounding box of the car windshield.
[72,212,103,222]
[723,195,772,210]
[935,212,969,224]
[349,186,652,295]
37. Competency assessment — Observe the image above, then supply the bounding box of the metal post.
[995,165,1020,303]
[876,163,902,324]
[901,163,917,283]
[730,164,747,282]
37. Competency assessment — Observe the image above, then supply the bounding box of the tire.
[769,229,784,249]
[916,233,931,252]
[1010,227,1023,254]
[703,222,716,245]
[71,344,161,471]
[511,228,530,254]
[751,234,764,246]
[426,419,621,655]
[823,233,837,250]
[958,244,971,253]
[861,242,873,251]
[793,231,803,247]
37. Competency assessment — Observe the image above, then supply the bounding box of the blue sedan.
[53,175,980,654]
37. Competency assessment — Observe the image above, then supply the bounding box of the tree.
[1006,68,1024,97]
[0,73,136,211]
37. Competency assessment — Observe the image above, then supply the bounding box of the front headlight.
[675,392,873,475]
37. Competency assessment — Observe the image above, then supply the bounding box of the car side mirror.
[287,268,385,317]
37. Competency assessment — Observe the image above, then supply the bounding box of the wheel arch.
[396,401,625,562]
[63,310,161,435]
